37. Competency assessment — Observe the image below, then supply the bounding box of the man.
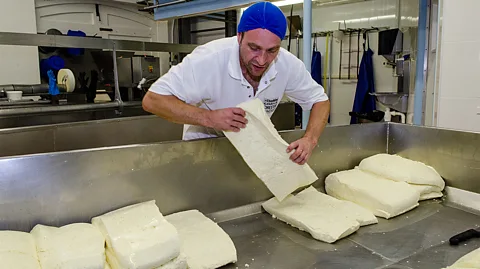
[143,1,330,165]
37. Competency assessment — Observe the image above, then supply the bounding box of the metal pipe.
[0,101,142,117]
[357,31,360,76]
[328,33,333,92]
[413,0,429,125]
[302,0,312,130]
[112,42,123,115]
[0,84,67,96]
[348,32,352,79]
[339,39,343,79]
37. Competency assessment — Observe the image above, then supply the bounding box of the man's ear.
[237,32,244,44]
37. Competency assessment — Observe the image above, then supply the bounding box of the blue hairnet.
[238,2,287,40]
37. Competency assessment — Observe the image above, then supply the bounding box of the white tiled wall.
[436,0,480,132]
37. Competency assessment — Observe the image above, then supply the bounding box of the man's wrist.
[200,109,213,128]
[303,133,319,145]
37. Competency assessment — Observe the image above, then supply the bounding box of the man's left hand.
[286,137,317,165]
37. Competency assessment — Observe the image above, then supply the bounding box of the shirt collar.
[228,38,278,82]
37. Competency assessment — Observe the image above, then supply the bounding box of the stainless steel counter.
[0,123,480,268]
[215,198,480,269]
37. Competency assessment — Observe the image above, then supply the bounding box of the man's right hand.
[205,108,248,132]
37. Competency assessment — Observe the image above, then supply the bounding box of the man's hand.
[286,137,317,165]
[205,108,248,132]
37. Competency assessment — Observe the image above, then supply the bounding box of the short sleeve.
[148,55,197,104]
[284,56,329,111]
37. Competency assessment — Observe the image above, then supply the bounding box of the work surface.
[215,200,480,269]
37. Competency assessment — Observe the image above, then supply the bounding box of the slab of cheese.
[409,184,444,201]
[92,200,181,269]
[359,154,445,189]
[166,210,237,269]
[262,186,377,243]
[325,169,420,219]
[296,186,378,226]
[30,223,105,269]
[443,247,480,268]
[224,98,318,201]
[106,249,187,269]
[0,231,41,269]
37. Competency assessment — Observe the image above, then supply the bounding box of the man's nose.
[257,51,268,66]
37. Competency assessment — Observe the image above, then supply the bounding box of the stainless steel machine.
[117,55,162,100]
[0,122,479,268]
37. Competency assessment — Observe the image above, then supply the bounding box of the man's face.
[238,29,282,78]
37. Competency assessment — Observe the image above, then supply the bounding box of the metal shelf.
[0,32,198,117]
[0,32,198,53]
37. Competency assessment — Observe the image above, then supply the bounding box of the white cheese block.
[409,184,444,201]
[325,169,420,219]
[358,154,445,189]
[30,223,106,269]
[107,249,187,269]
[296,187,378,226]
[92,200,181,269]
[224,98,318,201]
[262,186,378,243]
[443,247,480,269]
[0,231,41,269]
[165,210,237,269]
[0,252,42,269]
[419,192,444,201]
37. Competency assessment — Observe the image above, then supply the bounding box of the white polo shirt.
[149,36,328,140]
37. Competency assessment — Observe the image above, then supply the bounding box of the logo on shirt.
[263,98,279,113]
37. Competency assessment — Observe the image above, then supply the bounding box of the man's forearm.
[304,100,331,144]
[142,91,210,127]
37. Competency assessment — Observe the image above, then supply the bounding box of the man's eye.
[250,46,259,51]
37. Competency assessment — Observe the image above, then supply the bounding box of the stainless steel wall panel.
[0,127,55,157]
[53,116,183,151]
[0,123,387,231]
[388,123,480,193]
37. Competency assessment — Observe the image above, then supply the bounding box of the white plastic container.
[6,91,22,101]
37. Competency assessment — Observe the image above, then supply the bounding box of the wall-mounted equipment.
[373,28,417,114]
[378,28,407,94]
[117,56,161,101]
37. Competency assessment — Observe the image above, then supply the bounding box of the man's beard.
[240,53,264,81]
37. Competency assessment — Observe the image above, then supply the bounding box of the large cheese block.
[106,249,187,269]
[30,223,106,269]
[296,186,378,226]
[262,186,377,243]
[409,184,444,201]
[443,247,480,268]
[92,200,181,269]
[0,231,41,269]
[165,210,237,269]
[224,98,318,201]
[325,169,420,219]
[358,154,445,189]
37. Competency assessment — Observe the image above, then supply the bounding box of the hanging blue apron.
[350,33,376,124]
[310,39,330,123]
[311,51,322,86]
